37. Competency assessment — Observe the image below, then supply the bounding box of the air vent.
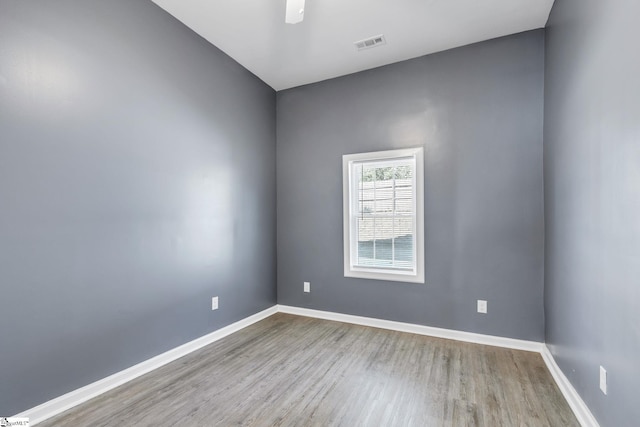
[354,34,386,51]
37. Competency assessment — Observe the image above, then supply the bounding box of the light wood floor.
[39,313,578,427]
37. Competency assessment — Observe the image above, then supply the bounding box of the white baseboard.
[277,305,544,353]
[17,305,278,425]
[16,303,597,427]
[541,346,600,427]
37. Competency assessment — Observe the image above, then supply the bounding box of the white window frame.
[342,147,425,284]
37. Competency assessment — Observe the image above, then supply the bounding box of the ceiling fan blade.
[285,0,305,24]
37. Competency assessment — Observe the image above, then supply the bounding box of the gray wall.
[277,31,545,341]
[0,0,276,415]
[544,0,640,425]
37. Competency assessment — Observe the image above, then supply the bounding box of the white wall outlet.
[304,282,310,293]
[212,296,219,310]
[477,300,487,314]
[600,365,607,395]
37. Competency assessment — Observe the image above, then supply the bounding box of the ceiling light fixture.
[285,0,305,24]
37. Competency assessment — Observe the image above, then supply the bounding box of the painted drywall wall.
[0,0,276,415]
[544,0,640,425]
[277,31,545,341]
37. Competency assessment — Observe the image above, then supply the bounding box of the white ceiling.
[151,0,555,91]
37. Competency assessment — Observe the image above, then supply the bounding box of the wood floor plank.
[39,313,579,427]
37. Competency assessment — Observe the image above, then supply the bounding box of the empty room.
[0,0,637,426]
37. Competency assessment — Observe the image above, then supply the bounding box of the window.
[343,147,424,283]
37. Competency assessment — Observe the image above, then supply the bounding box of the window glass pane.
[395,164,412,179]
[374,218,394,264]
[393,217,414,269]
[361,165,377,183]
[375,195,393,214]
[395,197,412,214]
[359,199,375,214]
[357,217,375,265]
[358,166,375,217]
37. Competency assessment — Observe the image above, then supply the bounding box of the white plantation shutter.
[343,148,424,283]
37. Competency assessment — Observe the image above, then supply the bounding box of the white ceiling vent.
[354,34,386,51]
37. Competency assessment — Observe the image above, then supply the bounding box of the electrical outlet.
[600,366,607,395]
[304,282,310,293]
[477,300,487,314]
[212,296,219,310]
